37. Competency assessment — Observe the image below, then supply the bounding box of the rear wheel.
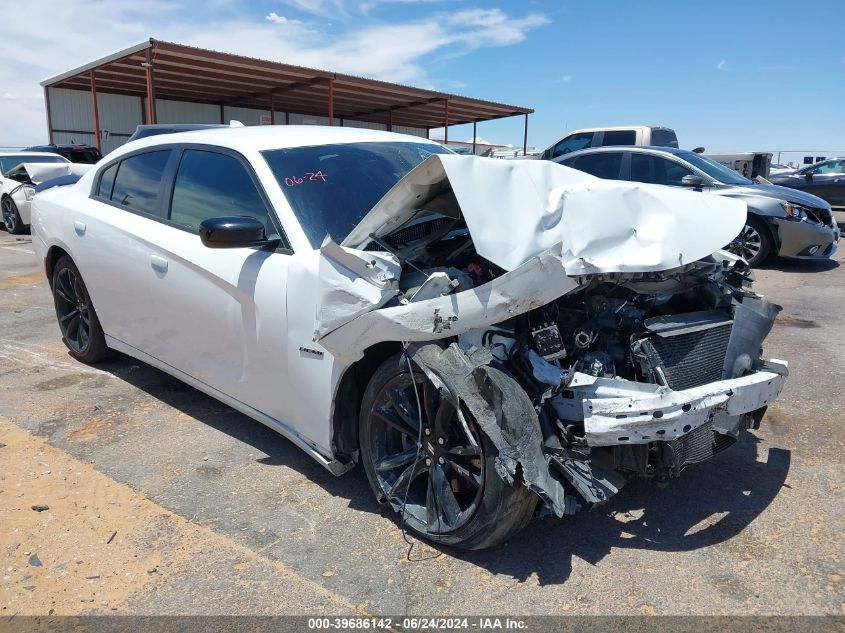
[2,197,26,235]
[728,216,772,266]
[359,354,537,550]
[51,255,110,363]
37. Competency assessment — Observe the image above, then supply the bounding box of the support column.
[144,47,157,124]
[44,87,55,144]
[472,121,477,155]
[328,78,334,126]
[387,108,393,132]
[523,113,529,156]
[443,99,449,144]
[270,91,275,124]
[219,104,224,124]
[89,70,101,152]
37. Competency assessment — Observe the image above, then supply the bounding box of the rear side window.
[601,130,636,146]
[110,150,172,216]
[169,150,269,232]
[571,152,623,179]
[650,128,679,148]
[552,133,594,159]
[96,163,118,199]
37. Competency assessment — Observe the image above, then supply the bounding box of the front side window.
[571,152,623,179]
[110,150,172,216]
[812,160,845,174]
[601,130,636,146]
[169,150,268,232]
[552,133,594,159]
[262,142,450,247]
[630,154,693,186]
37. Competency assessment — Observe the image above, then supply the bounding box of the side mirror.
[198,216,280,249]
[680,174,704,189]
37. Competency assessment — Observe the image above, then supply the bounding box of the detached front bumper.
[551,360,788,447]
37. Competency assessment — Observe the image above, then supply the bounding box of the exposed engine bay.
[317,154,788,517]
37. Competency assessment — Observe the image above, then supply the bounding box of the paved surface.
[0,230,842,616]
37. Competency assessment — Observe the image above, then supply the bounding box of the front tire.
[51,255,110,363]
[359,353,537,550]
[728,216,772,266]
[2,197,27,235]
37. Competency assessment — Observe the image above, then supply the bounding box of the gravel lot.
[0,229,843,616]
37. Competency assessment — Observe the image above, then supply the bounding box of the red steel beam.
[472,121,476,155]
[89,70,101,151]
[444,99,449,144]
[44,87,55,144]
[144,47,157,124]
[523,113,528,156]
[328,78,334,125]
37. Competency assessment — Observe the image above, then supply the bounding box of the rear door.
[75,149,175,349]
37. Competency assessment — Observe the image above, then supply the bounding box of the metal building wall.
[49,87,429,155]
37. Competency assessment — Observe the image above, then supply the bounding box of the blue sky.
[0,0,843,155]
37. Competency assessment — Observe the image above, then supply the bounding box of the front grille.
[638,317,733,390]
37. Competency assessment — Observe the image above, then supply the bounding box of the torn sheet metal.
[408,343,577,517]
[314,238,402,340]
[551,362,788,447]
[317,250,579,363]
[342,155,747,274]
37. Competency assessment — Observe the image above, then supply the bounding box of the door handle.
[73,221,86,235]
[150,255,169,273]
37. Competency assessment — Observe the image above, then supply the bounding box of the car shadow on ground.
[759,256,839,273]
[99,353,791,587]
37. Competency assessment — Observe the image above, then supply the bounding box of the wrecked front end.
[320,155,788,520]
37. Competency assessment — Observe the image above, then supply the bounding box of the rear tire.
[2,197,27,235]
[728,216,772,266]
[51,255,110,363]
[359,353,537,550]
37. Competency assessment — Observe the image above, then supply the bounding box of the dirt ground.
[0,230,843,616]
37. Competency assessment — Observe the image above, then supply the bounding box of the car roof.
[108,125,440,160]
[556,145,691,160]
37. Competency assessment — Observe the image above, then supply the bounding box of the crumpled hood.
[342,155,747,274]
[725,182,831,210]
[13,162,91,184]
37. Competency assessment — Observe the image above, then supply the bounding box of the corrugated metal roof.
[42,39,532,130]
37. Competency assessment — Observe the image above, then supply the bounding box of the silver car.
[555,146,840,266]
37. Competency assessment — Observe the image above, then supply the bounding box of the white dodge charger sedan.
[32,126,788,549]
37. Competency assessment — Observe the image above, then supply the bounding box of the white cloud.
[265,12,303,26]
[556,75,572,83]
[717,58,728,71]
[0,1,547,145]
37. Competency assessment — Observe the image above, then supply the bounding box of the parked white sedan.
[32,126,787,549]
[0,151,72,233]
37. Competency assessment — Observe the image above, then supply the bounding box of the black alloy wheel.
[51,255,110,363]
[359,354,537,550]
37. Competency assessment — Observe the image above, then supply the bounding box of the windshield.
[263,141,451,247]
[678,152,752,185]
[0,155,66,174]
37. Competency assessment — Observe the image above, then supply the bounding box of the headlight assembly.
[24,187,35,201]
[781,202,807,221]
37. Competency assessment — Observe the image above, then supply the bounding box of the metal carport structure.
[41,39,533,155]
